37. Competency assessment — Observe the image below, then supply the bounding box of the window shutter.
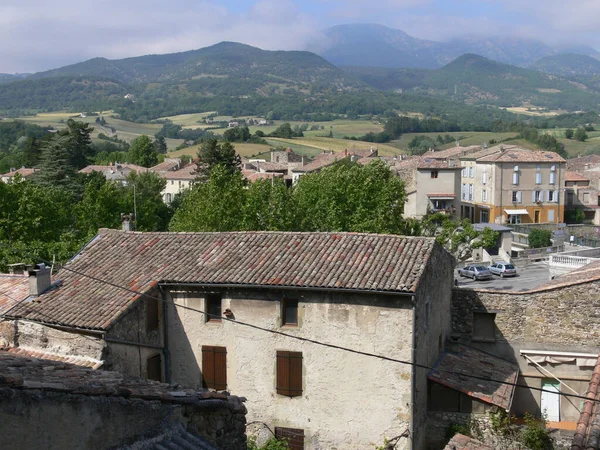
[482,173,487,184]
[517,191,522,203]
[554,190,558,202]
[277,351,302,397]
[513,173,518,185]
[532,191,536,202]
[202,346,227,390]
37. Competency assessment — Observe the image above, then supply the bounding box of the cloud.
[0,0,320,73]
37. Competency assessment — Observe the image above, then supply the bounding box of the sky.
[1,0,599,73]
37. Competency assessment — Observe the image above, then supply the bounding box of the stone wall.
[0,388,246,450]
[451,280,600,422]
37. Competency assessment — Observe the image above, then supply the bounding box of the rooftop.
[5,231,438,330]
[155,163,197,180]
[0,274,29,315]
[425,145,482,160]
[394,156,460,170]
[0,348,233,405]
[566,171,591,182]
[294,152,347,173]
[567,155,600,172]
[0,167,39,178]
[477,146,565,163]
[572,354,600,450]
[444,434,492,450]
[428,345,519,410]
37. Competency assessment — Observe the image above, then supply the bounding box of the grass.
[389,131,518,151]
[502,107,566,116]
[268,136,401,156]
[168,142,273,159]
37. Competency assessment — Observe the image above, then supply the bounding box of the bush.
[565,209,585,224]
[521,413,553,450]
[528,228,552,248]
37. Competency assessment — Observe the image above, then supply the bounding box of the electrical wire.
[1,242,599,406]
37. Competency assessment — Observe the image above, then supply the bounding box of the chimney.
[446,333,461,353]
[28,263,51,297]
[121,213,134,231]
[343,149,348,157]
[8,263,25,275]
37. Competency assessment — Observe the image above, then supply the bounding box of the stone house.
[459,145,565,225]
[393,156,461,219]
[564,171,600,225]
[0,230,456,450]
[0,348,246,449]
[0,167,39,183]
[445,261,600,445]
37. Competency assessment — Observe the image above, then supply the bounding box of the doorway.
[534,210,540,223]
[541,379,560,422]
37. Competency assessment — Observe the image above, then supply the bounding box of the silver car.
[488,262,517,278]
[458,265,492,281]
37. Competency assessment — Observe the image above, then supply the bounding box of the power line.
[1,242,599,406]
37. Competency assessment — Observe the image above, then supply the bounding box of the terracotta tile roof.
[243,171,284,183]
[0,349,240,405]
[155,163,197,180]
[567,155,600,172]
[0,275,29,315]
[573,354,600,450]
[0,167,39,178]
[294,153,347,173]
[428,345,519,410]
[530,261,600,292]
[428,193,455,198]
[566,171,591,182]
[444,434,492,450]
[426,145,482,160]
[150,158,182,172]
[477,146,565,163]
[79,163,147,174]
[466,146,504,160]
[394,156,460,170]
[5,231,438,330]
[5,347,103,369]
[256,161,288,172]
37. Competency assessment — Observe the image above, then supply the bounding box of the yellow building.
[460,145,565,224]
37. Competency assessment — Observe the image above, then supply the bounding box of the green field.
[540,129,600,156]
[390,131,519,151]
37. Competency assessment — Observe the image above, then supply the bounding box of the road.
[455,263,551,292]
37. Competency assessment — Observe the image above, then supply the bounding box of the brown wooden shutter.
[146,297,160,331]
[275,427,304,450]
[146,353,162,382]
[202,346,227,390]
[276,351,302,397]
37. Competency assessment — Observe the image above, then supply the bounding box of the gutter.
[410,294,416,450]
[103,336,164,350]
[159,285,171,383]
[520,349,598,358]
[159,282,415,297]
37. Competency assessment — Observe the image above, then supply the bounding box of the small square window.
[431,170,439,179]
[206,293,222,322]
[275,427,304,450]
[147,353,162,382]
[472,312,496,342]
[282,298,298,326]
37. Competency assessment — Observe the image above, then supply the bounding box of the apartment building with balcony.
[460,145,565,225]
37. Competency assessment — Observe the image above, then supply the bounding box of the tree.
[223,126,250,143]
[60,119,94,169]
[154,135,168,154]
[528,228,552,248]
[195,138,241,181]
[244,178,296,231]
[170,165,247,232]
[33,135,81,193]
[293,159,406,233]
[575,128,588,142]
[565,129,574,139]
[125,171,171,231]
[270,123,295,139]
[129,135,158,167]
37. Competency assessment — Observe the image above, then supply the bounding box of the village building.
[78,162,147,184]
[459,145,565,225]
[0,167,39,183]
[0,230,456,450]
[564,171,600,225]
[0,348,246,449]
[393,156,461,219]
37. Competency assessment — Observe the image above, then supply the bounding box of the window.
[512,191,520,203]
[146,297,160,331]
[551,165,556,172]
[472,312,496,341]
[584,192,591,204]
[276,351,303,397]
[469,166,475,178]
[275,428,304,450]
[533,190,542,203]
[482,172,487,185]
[206,293,222,322]
[431,170,439,179]
[282,298,298,326]
[549,172,556,185]
[548,190,555,202]
[462,184,467,200]
[171,180,174,185]
[202,346,227,390]
[468,184,474,201]
[481,210,489,223]
[514,165,519,172]
[147,353,162,382]
[462,167,468,178]
[512,172,519,185]
[481,190,487,202]
[536,172,542,184]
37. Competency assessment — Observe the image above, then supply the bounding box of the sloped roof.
[477,147,565,163]
[572,354,600,450]
[566,171,591,182]
[155,163,197,180]
[428,345,519,410]
[0,167,39,178]
[426,145,482,160]
[567,155,600,172]
[6,231,438,330]
[5,346,103,369]
[150,158,182,172]
[294,153,346,173]
[0,275,29,315]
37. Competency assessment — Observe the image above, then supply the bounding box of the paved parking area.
[454,263,551,292]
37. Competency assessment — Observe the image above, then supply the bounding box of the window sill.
[282,324,298,328]
[205,320,222,324]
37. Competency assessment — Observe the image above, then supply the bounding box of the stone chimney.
[121,213,134,231]
[8,263,25,275]
[28,263,51,297]
[446,333,461,353]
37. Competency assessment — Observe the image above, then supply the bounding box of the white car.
[487,262,517,278]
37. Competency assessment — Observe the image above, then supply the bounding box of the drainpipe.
[499,163,503,224]
[159,286,171,383]
[410,295,416,450]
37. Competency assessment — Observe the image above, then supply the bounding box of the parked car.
[458,265,492,281]
[488,262,517,278]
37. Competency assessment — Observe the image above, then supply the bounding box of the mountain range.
[311,23,600,69]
